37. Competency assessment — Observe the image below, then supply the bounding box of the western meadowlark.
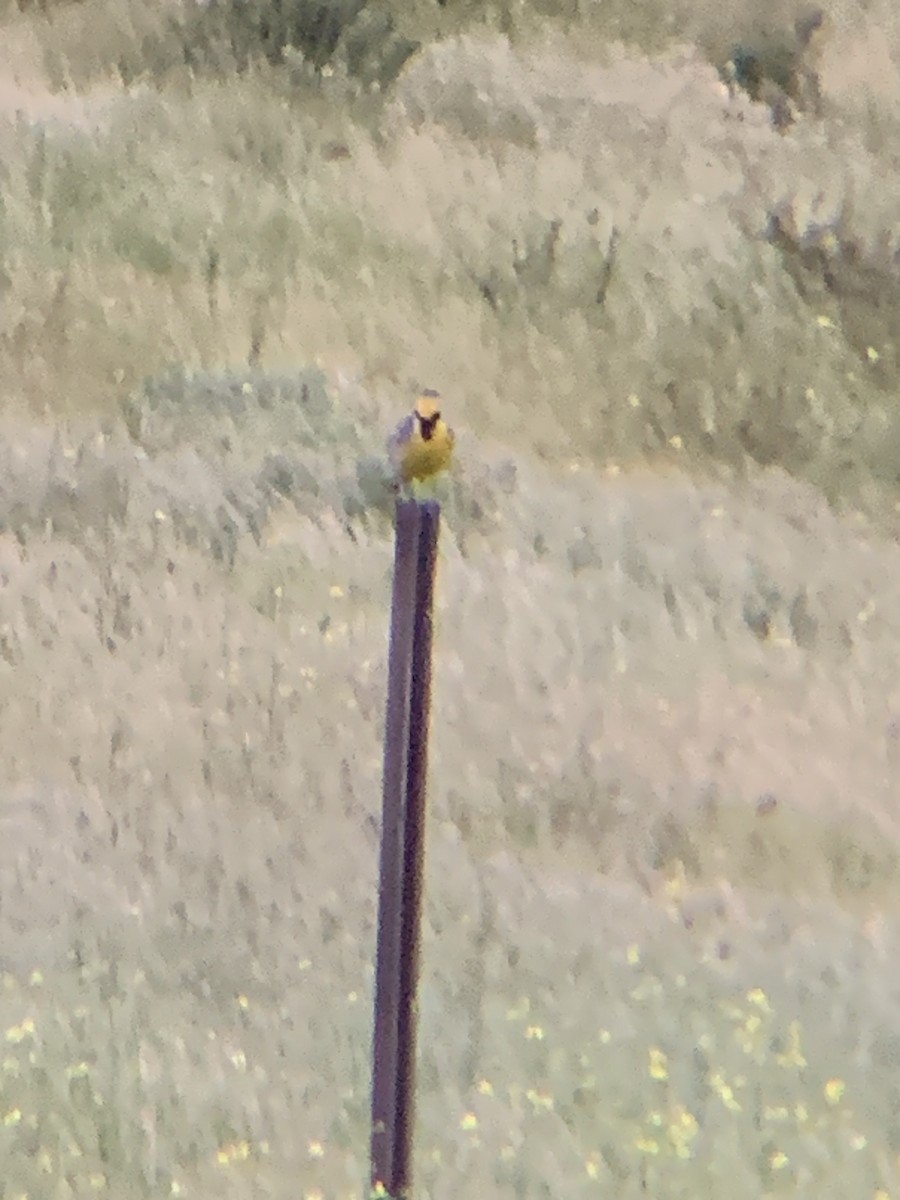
[388,390,455,489]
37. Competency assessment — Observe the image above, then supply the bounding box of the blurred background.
[1,0,900,1196]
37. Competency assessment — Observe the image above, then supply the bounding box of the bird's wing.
[387,413,416,468]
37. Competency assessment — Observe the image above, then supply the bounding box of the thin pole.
[392,500,440,1196]
[370,499,421,1192]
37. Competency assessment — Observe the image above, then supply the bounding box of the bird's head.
[415,390,443,440]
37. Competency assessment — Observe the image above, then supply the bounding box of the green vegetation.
[1,0,900,1196]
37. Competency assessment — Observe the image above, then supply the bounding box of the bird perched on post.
[388,390,455,491]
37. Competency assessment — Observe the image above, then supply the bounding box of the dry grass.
[1,0,900,1196]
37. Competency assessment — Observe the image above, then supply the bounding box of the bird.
[387,390,455,491]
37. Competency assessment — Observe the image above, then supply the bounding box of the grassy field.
[1,0,900,1196]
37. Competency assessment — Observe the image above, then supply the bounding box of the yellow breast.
[398,422,454,482]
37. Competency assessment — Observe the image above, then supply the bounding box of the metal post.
[369,498,441,1198]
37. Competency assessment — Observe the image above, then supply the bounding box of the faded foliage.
[1,0,900,1196]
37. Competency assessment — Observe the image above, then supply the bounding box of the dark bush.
[174,0,418,84]
[203,0,368,69]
